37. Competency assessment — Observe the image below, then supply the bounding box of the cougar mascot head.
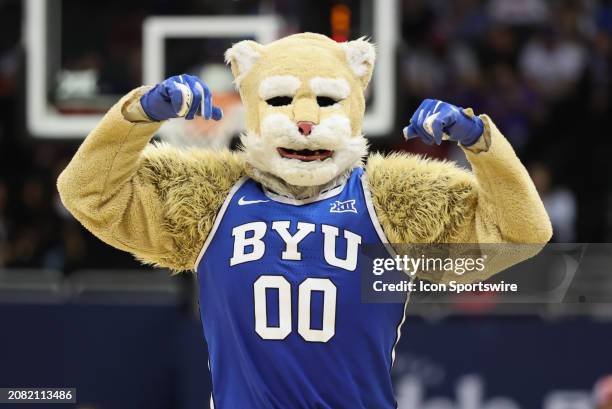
[225,33,375,194]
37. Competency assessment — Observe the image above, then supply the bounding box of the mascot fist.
[140,74,223,122]
[403,99,483,147]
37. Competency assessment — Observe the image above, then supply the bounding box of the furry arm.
[366,115,552,282]
[57,87,245,272]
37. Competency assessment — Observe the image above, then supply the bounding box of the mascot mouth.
[277,147,334,162]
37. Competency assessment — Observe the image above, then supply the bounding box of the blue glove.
[403,99,483,147]
[140,74,223,122]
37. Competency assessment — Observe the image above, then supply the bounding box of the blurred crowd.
[0,0,611,273]
[396,0,612,245]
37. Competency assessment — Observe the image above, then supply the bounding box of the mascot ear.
[225,40,263,86]
[341,38,376,90]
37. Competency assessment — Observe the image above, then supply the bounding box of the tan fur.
[58,33,551,281]
[226,33,373,137]
[57,88,246,272]
[366,152,477,244]
[224,33,375,187]
[366,114,552,282]
[137,146,245,271]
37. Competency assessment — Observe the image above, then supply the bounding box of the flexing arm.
[367,101,551,282]
[58,78,244,272]
[57,87,172,262]
[450,113,552,244]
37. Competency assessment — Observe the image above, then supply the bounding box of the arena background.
[1,0,611,408]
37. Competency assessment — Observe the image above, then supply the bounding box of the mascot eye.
[316,96,339,107]
[266,96,293,106]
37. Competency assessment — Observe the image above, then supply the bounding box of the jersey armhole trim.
[193,176,250,271]
[360,173,391,245]
[360,173,411,368]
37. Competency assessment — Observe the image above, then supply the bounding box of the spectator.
[482,63,538,150]
[478,24,520,69]
[594,375,612,409]
[0,180,8,267]
[3,0,612,274]
[401,29,481,101]
[487,0,549,26]
[529,162,577,242]
[444,0,490,42]
[519,27,587,99]
[401,0,437,47]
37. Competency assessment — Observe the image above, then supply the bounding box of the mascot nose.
[297,121,315,136]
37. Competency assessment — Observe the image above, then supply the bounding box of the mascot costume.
[58,33,551,408]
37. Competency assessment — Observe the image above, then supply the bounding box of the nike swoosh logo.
[238,196,270,206]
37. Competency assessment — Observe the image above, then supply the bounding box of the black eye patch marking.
[266,96,293,106]
[316,96,339,107]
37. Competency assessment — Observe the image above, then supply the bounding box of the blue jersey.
[195,168,406,409]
